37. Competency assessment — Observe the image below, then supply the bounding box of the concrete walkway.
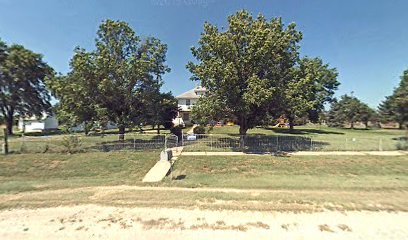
[142,147,184,183]
[181,151,407,156]
[186,124,198,134]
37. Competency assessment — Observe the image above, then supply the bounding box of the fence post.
[2,128,8,155]
[345,138,348,151]
[310,138,313,151]
[164,135,167,150]
[133,136,136,150]
[210,134,213,150]
[276,135,279,152]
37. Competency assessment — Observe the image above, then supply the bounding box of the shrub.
[396,141,408,150]
[163,121,174,130]
[193,125,206,134]
[61,135,82,154]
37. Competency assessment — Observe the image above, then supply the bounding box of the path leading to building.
[181,151,407,156]
[142,147,184,183]
[186,124,198,134]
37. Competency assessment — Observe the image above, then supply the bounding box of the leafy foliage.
[0,39,54,135]
[48,20,175,138]
[187,10,338,134]
[327,95,376,128]
[282,57,339,129]
[378,69,408,129]
[193,125,206,134]
[60,135,82,154]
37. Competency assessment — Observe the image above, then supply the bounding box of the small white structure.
[18,113,59,133]
[175,86,206,124]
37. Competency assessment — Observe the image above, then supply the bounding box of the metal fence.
[1,132,406,154]
[2,133,179,154]
[181,134,408,152]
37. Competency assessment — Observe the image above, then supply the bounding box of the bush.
[170,126,183,142]
[193,125,206,134]
[61,135,82,154]
[396,141,408,150]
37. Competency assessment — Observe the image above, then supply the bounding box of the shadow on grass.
[267,127,344,135]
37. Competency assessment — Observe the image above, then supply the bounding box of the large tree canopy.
[187,10,303,135]
[378,69,408,129]
[0,40,53,135]
[187,10,338,134]
[282,57,339,129]
[49,20,173,138]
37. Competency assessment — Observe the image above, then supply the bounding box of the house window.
[186,99,191,106]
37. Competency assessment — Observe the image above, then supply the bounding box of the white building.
[175,86,206,124]
[18,113,59,133]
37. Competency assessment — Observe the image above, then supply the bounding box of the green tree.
[47,50,99,134]
[187,10,302,136]
[327,94,374,129]
[190,94,226,125]
[0,40,54,135]
[51,20,170,139]
[379,69,408,129]
[146,92,178,133]
[282,57,339,129]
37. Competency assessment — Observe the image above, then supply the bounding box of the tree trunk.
[288,115,295,131]
[239,117,248,149]
[364,121,368,129]
[157,124,160,134]
[350,121,354,129]
[118,125,125,141]
[84,121,90,135]
[399,121,403,130]
[6,115,13,136]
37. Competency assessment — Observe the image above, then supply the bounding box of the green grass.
[0,151,159,194]
[5,134,168,154]
[0,151,407,211]
[167,154,408,190]
[182,125,407,151]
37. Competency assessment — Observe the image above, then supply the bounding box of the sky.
[0,0,407,108]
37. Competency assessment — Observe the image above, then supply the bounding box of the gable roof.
[176,86,206,99]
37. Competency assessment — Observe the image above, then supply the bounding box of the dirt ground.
[0,204,407,240]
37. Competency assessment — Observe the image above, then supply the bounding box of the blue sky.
[0,0,407,108]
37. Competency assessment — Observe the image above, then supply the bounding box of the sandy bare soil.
[0,204,407,240]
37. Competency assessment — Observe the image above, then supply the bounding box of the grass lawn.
[0,151,159,194]
[181,125,407,152]
[0,151,407,211]
[167,154,408,190]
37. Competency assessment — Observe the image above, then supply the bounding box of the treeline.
[189,10,407,133]
[1,10,407,137]
[0,20,179,137]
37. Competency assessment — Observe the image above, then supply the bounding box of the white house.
[175,86,206,124]
[18,113,59,133]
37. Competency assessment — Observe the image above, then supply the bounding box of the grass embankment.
[0,151,407,211]
[168,154,408,190]
[0,151,159,194]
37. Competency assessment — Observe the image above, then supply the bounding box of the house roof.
[176,86,206,99]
